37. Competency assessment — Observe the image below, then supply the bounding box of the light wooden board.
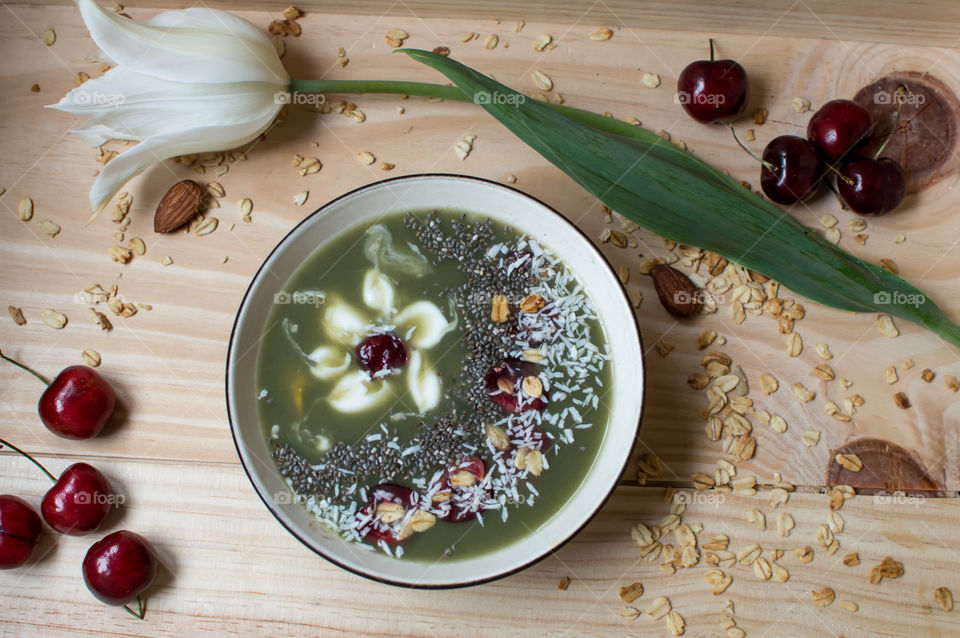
[2,459,960,637]
[2,3,960,635]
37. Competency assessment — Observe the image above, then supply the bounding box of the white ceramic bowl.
[227,174,645,587]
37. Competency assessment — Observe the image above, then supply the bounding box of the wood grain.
[2,3,960,635]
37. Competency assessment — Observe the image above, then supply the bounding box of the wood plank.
[1,457,958,636]
[20,0,960,48]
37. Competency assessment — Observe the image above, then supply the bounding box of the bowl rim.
[225,172,646,589]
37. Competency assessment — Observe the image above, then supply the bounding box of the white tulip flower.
[49,0,289,212]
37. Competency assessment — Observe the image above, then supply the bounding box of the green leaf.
[400,48,960,347]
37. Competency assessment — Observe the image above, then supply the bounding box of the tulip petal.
[396,301,454,348]
[76,0,288,85]
[86,103,278,211]
[305,346,352,381]
[407,351,441,414]
[362,269,396,317]
[328,371,392,413]
[322,297,370,346]
[49,68,282,144]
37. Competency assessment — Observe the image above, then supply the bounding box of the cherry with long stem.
[0,437,57,483]
[0,348,50,386]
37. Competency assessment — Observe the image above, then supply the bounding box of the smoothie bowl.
[227,174,645,587]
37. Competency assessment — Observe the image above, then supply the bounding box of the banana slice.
[407,351,441,414]
[329,370,392,413]
[322,297,369,345]
[305,346,351,380]
[396,301,454,348]
[362,269,396,317]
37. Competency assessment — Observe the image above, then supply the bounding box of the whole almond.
[154,180,202,233]
[651,264,701,317]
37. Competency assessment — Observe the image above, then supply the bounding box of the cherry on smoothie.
[677,39,750,124]
[836,157,907,216]
[806,99,875,161]
[0,495,42,570]
[82,530,158,612]
[355,334,408,374]
[0,349,116,440]
[433,457,489,523]
[760,135,823,204]
[356,483,418,546]
[486,359,547,413]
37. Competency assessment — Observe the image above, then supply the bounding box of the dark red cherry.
[82,530,158,606]
[760,135,823,204]
[837,157,907,216]
[357,483,418,547]
[807,99,874,162]
[42,463,114,536]
[677,42,749,124]
[485,359,546,413]
[435,457,489,523]
[39,365,116,440]
[0,495,42,569]
[355,334,407,374]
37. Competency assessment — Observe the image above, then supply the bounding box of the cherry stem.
[122,595,145,620]
[0,348,50,386]
[709,38,715,62]
[0,437,57,483]
[825,177,849,209]
[823,161,855,186]
[729,126,777,172]
[874,84,907,160]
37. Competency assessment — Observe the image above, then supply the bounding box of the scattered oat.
[533,34,552,51]
[589,27,613,40]
[108,245,132,263]
[825,228,841,245]
[894,233,907,244]
[666,610,685,635]
[770,413,787,433]
[18,197,34,221]
[820,214,838,228]
[558,576,571,590]
[454,135,475,160]
[769,487,790,507]
[161,256,173,266]
[795,546,814,563]
[946,375,960,392]
[792,96,811,113]
[758,373,779,395]
[815,343,833,360]
[893,391,910,409]
[8,306,26,326]
[81,349,101,367]
[484,34,498,49]
[801,430,821,447]
[42,28,56,46]
[619,606,640,621]
[240,198,253,223]
[641,72,661,88]
[646,596,671,620]
[744,129,755,142]
[754,108,768,124]
[356,151,375,166]
[877,314,899,338]
[838,600,859,612]
[41,309,67,329]
[793,382,815,402]
[880,258,899,274]
[812,587,835,606]
[935,586,954,611]
[786,332,802,357]
[195,216,218,236]
[532,70,553,91]
[619,582,644,602]
[836,453,863,472]
[814,363,835,381]
[39,219,60,237]
[128,237,146,256]
[777,513,795,537]
[884,366,898,384]
[491,294,510,323]
[292,191,309,206]
[843,552,860,567]
[748,509,765,531]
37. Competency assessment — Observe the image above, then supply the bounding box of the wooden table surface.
[3,3,960,636]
